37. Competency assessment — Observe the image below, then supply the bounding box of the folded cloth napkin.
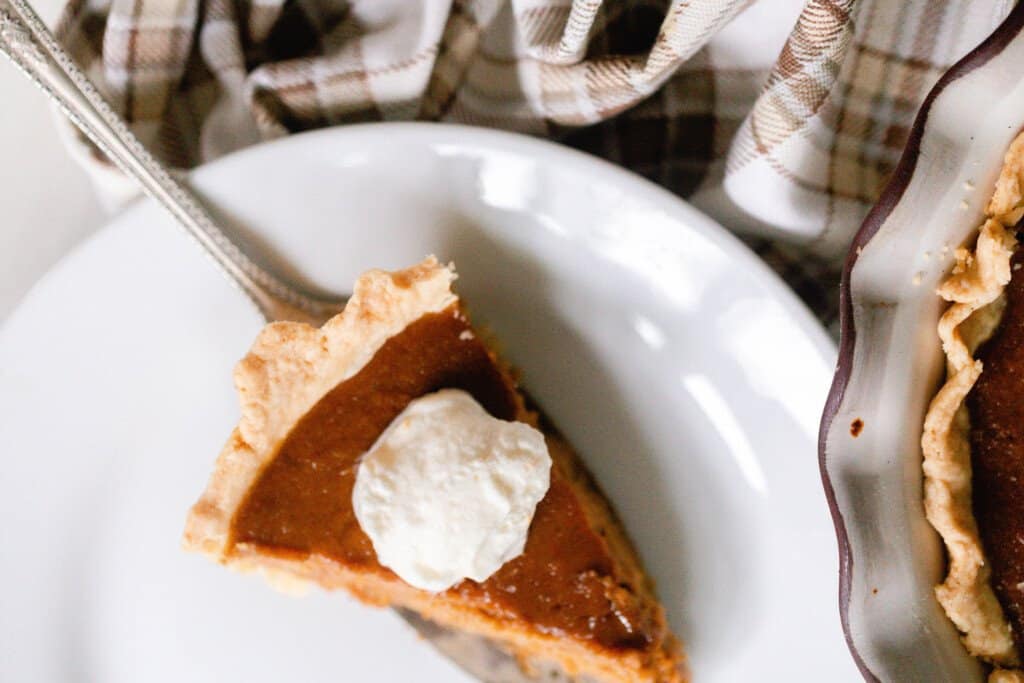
[54,0,1016,328]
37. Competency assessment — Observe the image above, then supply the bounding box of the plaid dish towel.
[55,0,1017,329]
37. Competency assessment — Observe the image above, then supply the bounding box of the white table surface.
[0,0,105,321]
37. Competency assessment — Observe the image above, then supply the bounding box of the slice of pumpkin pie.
[183,256,686,683]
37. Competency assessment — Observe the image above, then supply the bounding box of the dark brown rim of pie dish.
[817,5,1024,681]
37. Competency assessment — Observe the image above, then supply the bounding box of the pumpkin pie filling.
[228,306,655,652]
[969,243,1024,655]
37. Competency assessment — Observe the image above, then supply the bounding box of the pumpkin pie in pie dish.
[923,131,1024,682]
[183,257,686,683]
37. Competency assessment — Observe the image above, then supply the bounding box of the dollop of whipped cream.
[352,388,551,592]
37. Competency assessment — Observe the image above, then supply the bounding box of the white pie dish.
[819,6,1024,681]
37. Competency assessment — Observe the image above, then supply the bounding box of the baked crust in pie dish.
[183,257,686,683]
[923,132,1024,680]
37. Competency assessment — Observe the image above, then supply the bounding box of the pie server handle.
[0,0,342,325]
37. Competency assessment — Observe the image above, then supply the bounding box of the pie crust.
[923,132,1024,678]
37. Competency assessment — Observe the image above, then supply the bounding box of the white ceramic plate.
[0,123,852,681]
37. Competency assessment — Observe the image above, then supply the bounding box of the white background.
[0,0,104,320]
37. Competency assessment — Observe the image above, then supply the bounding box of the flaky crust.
[182,257,457,557]
[922,132,1024,674]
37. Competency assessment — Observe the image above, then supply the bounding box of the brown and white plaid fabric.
[55,0,1017,330]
